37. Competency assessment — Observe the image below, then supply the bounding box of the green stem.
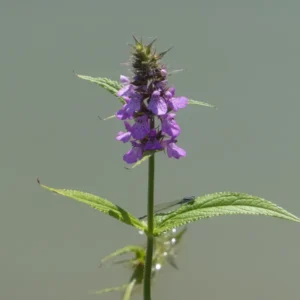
[143,147,155,300]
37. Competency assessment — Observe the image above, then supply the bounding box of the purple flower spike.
[117,75,134,97]
[115,40,189,163]
[123,141,143,164]
[145,130,163,151]
[148,90,168,116]
[116,121,132,143]
[131,115,150,140]
[161,113,181,137]
[163,139,186,159]
[116,93,142,120]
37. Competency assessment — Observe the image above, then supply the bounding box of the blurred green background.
[1,0,300,299]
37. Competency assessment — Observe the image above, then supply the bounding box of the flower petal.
[144,130,163,151]
[116,106,128,120]
[117,85,131,97]
[116,131,131,143]
[161,114,181,137]
[124,121,132,132]
[169,96,188,111]
[131,116,150,140]
[149,92,168,115]
[123,145,143,164]
[120,75,130,84]
[145,139,162,151]
[167,142,186,159]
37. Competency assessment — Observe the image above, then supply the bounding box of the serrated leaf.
[188,99,216,108]
[76,74,125,104]
[100,245,145,266]
[155,192,300,235]
[40,184,146,232]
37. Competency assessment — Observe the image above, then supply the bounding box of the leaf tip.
[98,114,116,121]
[73,70,80,78]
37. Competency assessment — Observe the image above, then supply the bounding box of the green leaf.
[123,279,136,300]
[172,226,188,244]
[76,74,125,104]
[188,99,216,108]
[93,284,128,295]
[92,280,136,299]
[100,245,145,266]
[125,153,153,169]
[39,184,147,232]
[98,114,116,121]
[154,192,300,235]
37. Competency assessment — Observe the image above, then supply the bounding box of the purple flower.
[116,106,131,120]
[123,141,143,164]
[160,69,167,77]
[165,87,188,112]
[162,138,186,159]
[155,80,168,90]
[131,115,150,140]
[144,130,163,151]
[116,121,132,143]
[161,113,180,137]
[169,96,188,111]
[116,93,142,120]
[148,90,168,116]
[117,75,135,98]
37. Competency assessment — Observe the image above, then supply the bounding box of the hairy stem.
[143,119,155,300]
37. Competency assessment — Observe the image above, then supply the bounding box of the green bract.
[188,99,216,108]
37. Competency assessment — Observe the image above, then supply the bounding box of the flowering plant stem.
[37,37,300,300]
[144,141,155,300]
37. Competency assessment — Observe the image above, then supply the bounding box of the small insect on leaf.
[139,196,195,220]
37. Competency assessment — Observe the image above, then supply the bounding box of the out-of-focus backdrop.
[1,1,300,299]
